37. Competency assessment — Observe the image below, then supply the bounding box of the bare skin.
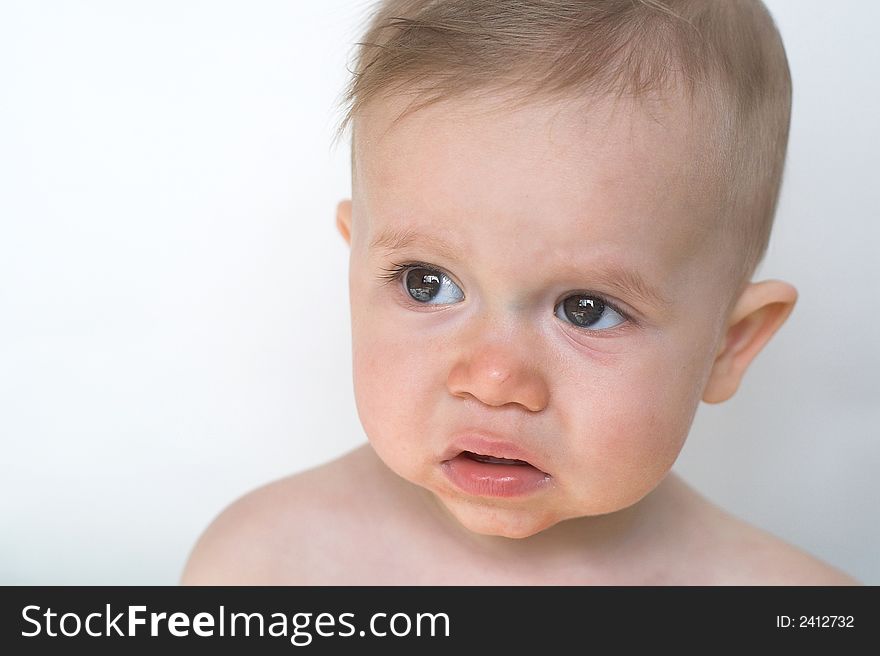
[183,90,860,586]
[181,444,859,585]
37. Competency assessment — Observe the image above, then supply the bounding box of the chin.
[444,498,561,539]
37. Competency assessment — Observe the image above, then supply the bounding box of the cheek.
[564,339,710,505]
[351,310,441,471]
[600,378,692,466]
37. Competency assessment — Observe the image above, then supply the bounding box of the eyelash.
[378,260,435,286]
[377,260,633,329]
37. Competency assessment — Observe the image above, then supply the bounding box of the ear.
[702,279,798,404]
[336,199,352,246]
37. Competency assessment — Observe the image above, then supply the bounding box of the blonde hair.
[333,0,792,285]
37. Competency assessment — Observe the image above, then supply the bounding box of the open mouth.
[461,450,532,466]
[441,450,551,498]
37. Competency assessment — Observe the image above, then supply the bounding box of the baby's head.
[332,0,794,538]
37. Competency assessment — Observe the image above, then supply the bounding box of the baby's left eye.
[554,295,626,331]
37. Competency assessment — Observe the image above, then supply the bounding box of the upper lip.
[442,429,550,474]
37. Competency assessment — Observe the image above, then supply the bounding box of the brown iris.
[404,268,442,302]
[562,296,604,327]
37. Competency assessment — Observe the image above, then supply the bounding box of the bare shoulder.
[180,444,383,585]
[666,476,860,586]
[711,516,860,585]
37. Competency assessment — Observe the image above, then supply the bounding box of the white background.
[1,0,877,584]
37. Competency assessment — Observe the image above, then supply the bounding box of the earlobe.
[702,280,798,404]
[336,199,352,246]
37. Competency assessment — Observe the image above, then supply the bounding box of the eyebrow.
[369,226,670,311]
[370,226,463,261]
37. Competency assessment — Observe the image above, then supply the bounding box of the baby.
[182,0,858,585]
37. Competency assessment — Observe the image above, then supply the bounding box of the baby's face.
[340,90,739,538]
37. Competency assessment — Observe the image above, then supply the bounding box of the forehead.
[353,90,718,274]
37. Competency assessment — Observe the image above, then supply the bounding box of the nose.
[447,337,550,412]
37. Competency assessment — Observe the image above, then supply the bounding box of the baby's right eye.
[402,266,464,304]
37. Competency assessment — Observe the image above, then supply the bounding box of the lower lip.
[441,453,551,498]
